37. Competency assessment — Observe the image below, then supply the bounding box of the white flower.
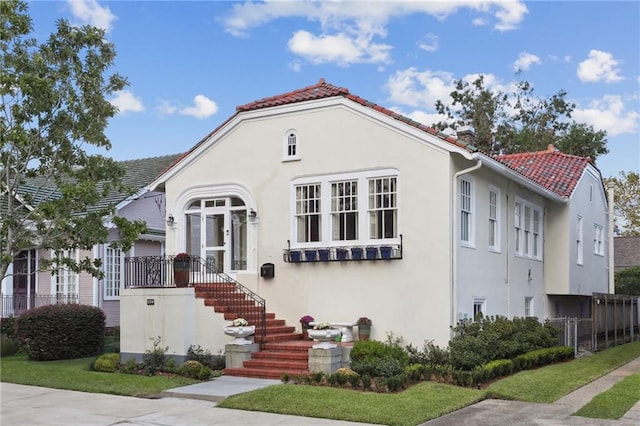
[232,318,248,327]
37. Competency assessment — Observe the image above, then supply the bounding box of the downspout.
[451,157,483,336]
[607,182,615,294]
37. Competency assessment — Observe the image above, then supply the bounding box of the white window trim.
[577,215,584,265]
[51,249,79,296]
[593,224,604,256]
[104,245,124,301]
[525,296,534,317]
[459,176,475,248]
[290,169,400,249]
[473,297,486,321]
[282,129,301,162]
[488,186,501,253]
[514,197,543,261]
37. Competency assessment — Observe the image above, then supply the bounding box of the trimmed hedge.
[16,304,106,361]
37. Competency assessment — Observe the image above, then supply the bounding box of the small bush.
[186,345,225,370]
[93,353,120,372]
[281,372,290,383]
[1,315,16,339]
[16,304,105,361]
[1,334,20,357]
[121,358,140,374]
[142,336,168,375]
[178,360,212,380]
[350,338,410,379]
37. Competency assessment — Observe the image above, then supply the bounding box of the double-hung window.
[291,169,399,247]
[594,224,604,256]
[53,249,79,299]
[369,177,397,239]
[295,184,321,243]
[515,198,543,260]
[332,180,358,241]
[459,178,474,246]
[104,245,123,299]
[488,187,500,251]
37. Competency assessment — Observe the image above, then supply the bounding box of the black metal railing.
[283,234,403,263]
[1,294,79,318]
[124,255,267,347]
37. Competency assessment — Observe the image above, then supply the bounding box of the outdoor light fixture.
[249,208,257,220]
[167,214,175,226]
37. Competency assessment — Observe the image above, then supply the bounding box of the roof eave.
[475,153,569,203]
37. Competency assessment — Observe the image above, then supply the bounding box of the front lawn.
[0,355,198,397]
[575,372,640,419]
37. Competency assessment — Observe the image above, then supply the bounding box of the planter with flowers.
[223,318,256,345]
[308,321,341,349]
[356,317,372,341]
[173,253,191,287]
[300,315,314,340]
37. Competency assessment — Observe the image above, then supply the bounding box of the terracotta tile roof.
[236,78,477,153]
[495,145,593,197]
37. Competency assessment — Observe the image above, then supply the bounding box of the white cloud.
[385,68,456,109]
[288,30,391,65]
[577,50,623,83]
[513,52,541,71]
[180,95,218,119]
[110,90,143,114]
[222,1,527,66]
[573,95,639,136]
[67,0,116,32]
[418,33,439,53]
[157,100,177,116]
[289,59,302,72]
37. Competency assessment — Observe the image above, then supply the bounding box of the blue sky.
[28,0,639,178]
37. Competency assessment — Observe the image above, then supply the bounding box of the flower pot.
[366,247,378,260]
[223,325,256,345]
[380,246,393,259]
[289,250,301,263]
[358,325,371,341]
[173,260,190,287]
[308,328,341,349]
[336,248,348,261]
[351,247,363,260]
[318,249,331,261]
[304,249,318,261]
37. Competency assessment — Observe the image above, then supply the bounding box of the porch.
[123,255,345,378]
[1,294,79,318]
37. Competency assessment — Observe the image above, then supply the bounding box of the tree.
[615,267,640,296]
[604,171,640,236]
[434,76,609,160]
[0,0,145,280]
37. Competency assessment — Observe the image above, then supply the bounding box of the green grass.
[486,341,640,403]
[218,381,484,426]
[575,372,640,419]
[0,355,199,397]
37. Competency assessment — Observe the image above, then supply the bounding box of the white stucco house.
[123,79,610,363]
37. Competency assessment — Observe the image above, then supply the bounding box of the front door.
[186,197,248,276]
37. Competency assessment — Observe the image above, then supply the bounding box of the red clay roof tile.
[495,145,592,197]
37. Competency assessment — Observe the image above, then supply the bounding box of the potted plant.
[223,318,256,345]
[173,253,191,287]
[356,317,372,341]
[308,321,341,349]
[299,315,314,339]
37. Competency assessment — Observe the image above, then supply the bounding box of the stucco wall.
[163,104,458,347]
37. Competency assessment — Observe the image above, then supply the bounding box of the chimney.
[456,126,476,145]
[547,144,556,152]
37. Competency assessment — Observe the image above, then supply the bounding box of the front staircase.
[193,283,314,379]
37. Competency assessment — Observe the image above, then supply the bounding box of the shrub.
[1,334,20,357]
[15,304,105,361]
[281,372,290,383]
[186,345,225,370]
[350,338,410,379]
[178,360,212,380]
[448,316,560,370]
[142,336,168,375]
[1,315,17,339]
[103,327,120,353]
[121,358,139,374]
[93,353,120,372]
[406,340,450,366]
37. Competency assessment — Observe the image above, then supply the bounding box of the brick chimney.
[456,126,476,145]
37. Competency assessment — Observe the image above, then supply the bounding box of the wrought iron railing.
[1,294,79,318]
[124,255,267,346]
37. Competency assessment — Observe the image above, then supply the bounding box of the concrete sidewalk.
[424,356,640,425]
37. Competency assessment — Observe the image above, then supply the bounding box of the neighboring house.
[614,236,640,272]
[140,79,609,349]
[1,154,182,326]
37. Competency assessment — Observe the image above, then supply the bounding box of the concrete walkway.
[1,357,639,425]
[424,356,640,425]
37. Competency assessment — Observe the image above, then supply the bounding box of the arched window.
[283,130,300,161]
